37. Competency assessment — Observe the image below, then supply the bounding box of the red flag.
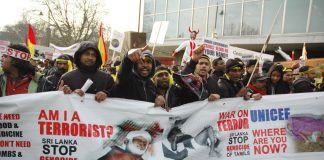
[291,50,295,61]
[98,23,108,66]
[26,24,36,58]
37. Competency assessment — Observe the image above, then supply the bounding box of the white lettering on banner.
[0,92,324,159]
[4,47,31,61]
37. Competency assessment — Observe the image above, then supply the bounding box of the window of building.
[194,0,208,8]
[284,0,310,33]
[209,0,225,6]
[242,0,261,35]
[166,12,178,38]
[155,14,166,21]
[180,0,193,10]
[144,0,155,15]
[207,6,224,37]
[193,8,207,37]
[167,0,179,12]
[143,16,154,39]
[262,0,283,35]
[155,0,166,13]
[224,2,242,36]
[178,10,192,38]
[309,0,324,32]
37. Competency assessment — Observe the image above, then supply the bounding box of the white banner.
[203,38,229,60]
[228,46,274,62]
[0,92,324,160]
[49,43,80,60]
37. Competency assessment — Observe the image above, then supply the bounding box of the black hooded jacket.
[292,77,315,93]
[112,52,156,102]
[60,41,114,95]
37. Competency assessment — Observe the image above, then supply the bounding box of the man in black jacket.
[46,54,72,91]
[58,41,114,102]
[218,58,248,98]
[112,46,157,103]
[292,65,316,93]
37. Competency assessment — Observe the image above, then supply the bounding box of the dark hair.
[212,57,223,66]
[8,44,35,76]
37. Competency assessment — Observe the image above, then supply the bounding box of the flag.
[98,23,108,66]
[291,50,295,61]
[26,24,36,58]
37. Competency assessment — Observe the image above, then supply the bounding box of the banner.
[50,43,80,60]
[228,46,274,62]
[1,92,324,160]
[203,38,229,60]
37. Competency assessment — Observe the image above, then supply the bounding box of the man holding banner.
[58,41,114,103]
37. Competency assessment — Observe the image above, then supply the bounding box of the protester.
[266,64,288,94]
[0,44,52,97]
[172,27,198,66]
[292,65,316,93]
[58,41,114,103]
[247,73,268,100]
[262,60,274,74]
[212,57,225,79]
[242,59,258,86]
[152,66,180,110]
[282,67,294,93]
[218,58,248,99]
[180,45,221,102]
[112,45,159,104]
[46,54,72,91]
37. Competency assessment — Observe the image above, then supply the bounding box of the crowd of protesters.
[1,41,324,111]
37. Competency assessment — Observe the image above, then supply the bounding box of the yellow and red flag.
[291,50,295,61]
[98,23,108,66]
[26,24,36,58]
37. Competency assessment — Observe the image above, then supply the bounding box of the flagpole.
[152,22,162,55]
[246,3,283,87]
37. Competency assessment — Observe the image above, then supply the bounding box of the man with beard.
[0,44,52,97]
[46,54,72,91]
[58,41,114,102]
[98,131,153,160]
[152,66,182,110]
[113,45,159,104]
[218,58,249,99]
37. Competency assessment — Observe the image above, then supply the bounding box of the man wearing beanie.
[46,54,73,91]
[0,44,52,97]
[112,45,158,103]
[58,41,114,103]
[292,65,316,93]
[218,58,248,98]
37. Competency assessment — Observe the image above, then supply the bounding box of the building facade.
[142,0,324,63]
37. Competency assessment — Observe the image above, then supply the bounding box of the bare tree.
[35,0,109,46]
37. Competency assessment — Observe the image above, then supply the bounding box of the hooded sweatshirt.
[60,41,114,95]
[112,51,156,102]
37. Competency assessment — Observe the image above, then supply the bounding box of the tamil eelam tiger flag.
[26,24,36,58]
[98,23,108,66]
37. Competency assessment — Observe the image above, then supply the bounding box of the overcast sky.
[0,0,139,32]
